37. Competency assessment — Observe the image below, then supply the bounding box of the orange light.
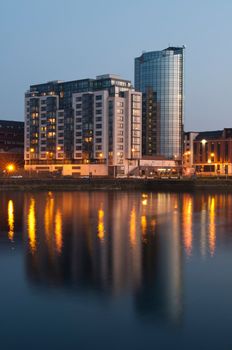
[30,148,34,153]
[6,164,15,172]
[57,146,61,151]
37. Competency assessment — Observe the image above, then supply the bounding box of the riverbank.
[0,177,232,191]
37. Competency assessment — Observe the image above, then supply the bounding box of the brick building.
[193,129,232,175]
[0,120,24,171]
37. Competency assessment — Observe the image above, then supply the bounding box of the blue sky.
[0,0,231,130]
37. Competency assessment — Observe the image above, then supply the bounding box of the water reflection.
[97,207,105,241]
[209,197,216,256]
[55,209,62,254]
[28,198,36,253]
[8,200,14,242]
[1,191,232,327]
[182,195,193,256]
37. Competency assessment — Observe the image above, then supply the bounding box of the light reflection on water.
[2,191,232,349]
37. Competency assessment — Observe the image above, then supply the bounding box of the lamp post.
[29,148,34,177]
[201,139,207,175]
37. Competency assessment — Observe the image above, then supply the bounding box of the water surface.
[1,191,232,349]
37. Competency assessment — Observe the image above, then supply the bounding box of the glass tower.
[135,47,184,159]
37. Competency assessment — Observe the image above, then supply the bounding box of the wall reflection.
[1,191,232,326]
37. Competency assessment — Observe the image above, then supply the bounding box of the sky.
[0,0,231,131]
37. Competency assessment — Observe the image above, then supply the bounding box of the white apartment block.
[25,75,142,176]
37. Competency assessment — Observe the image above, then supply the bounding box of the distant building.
[0,120,24,170]
[193,129,232,175]
[135,47,185,160]
[183,132,199,175]
[25,75,142,176]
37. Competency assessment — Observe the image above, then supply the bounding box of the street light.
[6,164,15,173]
[29,148,35,176]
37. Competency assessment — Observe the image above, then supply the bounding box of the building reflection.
[2,191,232,325]
[22,192,183,325]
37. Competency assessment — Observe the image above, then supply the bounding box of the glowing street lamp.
[201,139,207,145]
[6,164,15,173]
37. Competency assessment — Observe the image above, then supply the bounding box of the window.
[96,102,102,108]
[96,124,102,129]
[96,138,102,143]
[96,117,102,122]
[96,131,102,136]
[96,95,102,101]
[76,97,82,102]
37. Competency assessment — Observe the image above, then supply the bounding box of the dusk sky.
[0,0,231,131]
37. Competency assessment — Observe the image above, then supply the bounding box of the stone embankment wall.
[0,177,232,191]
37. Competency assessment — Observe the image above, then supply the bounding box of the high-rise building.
[25,75,142,176]
[135,47,185,160]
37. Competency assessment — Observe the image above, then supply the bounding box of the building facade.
[193,129,232,175]
[183,131,199,175]
[25,75,142,176]
[135,47,184,160]
[0,120,24,171]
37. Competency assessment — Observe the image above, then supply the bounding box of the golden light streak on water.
[8,200,14,242]
[98,208,105,240]
[141,215,147,237]
[55,209,63,254]
[28,198,36,253]
[183,196,193,256]
[130,207,136,246]
[209,197,216,256]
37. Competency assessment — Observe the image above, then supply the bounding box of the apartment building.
[25,75,141,176]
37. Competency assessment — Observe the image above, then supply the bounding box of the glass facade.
[135,47,184,159]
